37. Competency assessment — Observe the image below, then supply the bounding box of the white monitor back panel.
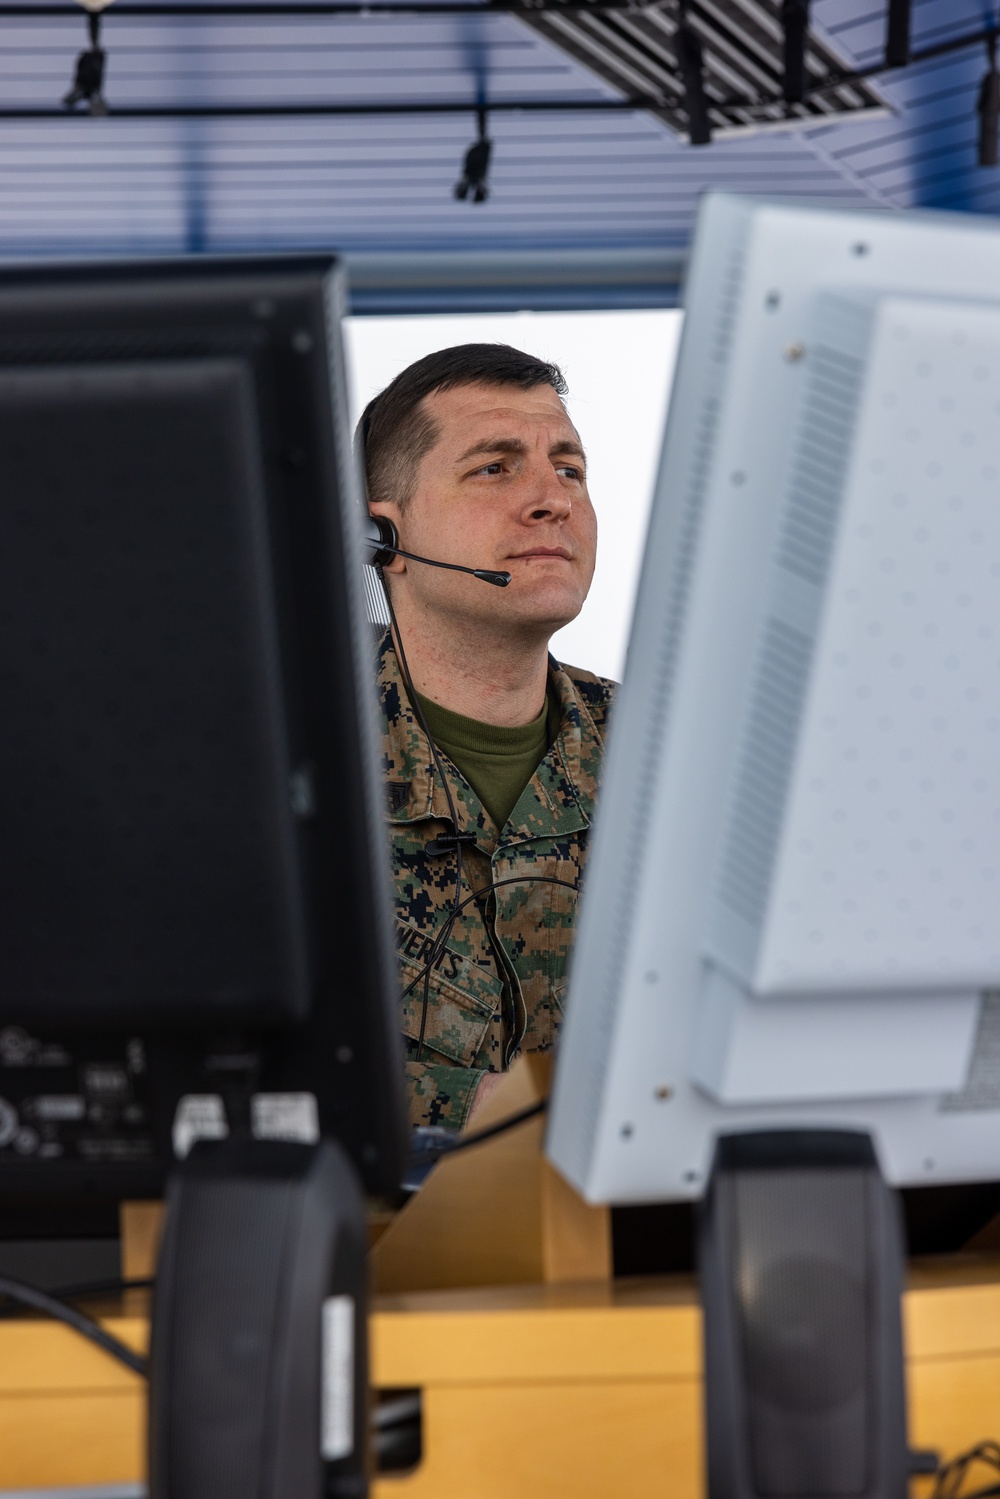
[709,289,1000,995]
[547,195,1000,1204]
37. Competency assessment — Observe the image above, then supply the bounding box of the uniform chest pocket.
[395,919,503,1067]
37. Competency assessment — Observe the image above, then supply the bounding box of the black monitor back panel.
[0,258,405,1197]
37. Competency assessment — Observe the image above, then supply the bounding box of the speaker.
[699,1130,908,1499]
[149,1137,368,1499]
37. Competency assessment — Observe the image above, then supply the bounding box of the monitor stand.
[699,1130,909,1499]
[149,1137,368,1499]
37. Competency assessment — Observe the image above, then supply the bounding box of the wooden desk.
[1,1259,998,1497]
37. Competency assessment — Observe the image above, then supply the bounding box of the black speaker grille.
[741,1253,866,1412]
[733,1169,871,1497]
[166,1173,296,1499]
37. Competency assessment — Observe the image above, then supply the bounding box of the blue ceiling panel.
[811,0,1000,213]
[0,0,996,299]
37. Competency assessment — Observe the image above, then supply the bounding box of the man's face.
[373,381,598,639]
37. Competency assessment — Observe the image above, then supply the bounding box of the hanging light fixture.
[454,107,492,203]
[64,0,115,115]
[675,2,710,146]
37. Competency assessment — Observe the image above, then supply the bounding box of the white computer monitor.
[548,192,1000,1205]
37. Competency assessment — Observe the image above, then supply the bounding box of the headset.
[361,513,511,590]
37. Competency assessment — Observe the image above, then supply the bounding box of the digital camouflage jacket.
[375,630,615,1130]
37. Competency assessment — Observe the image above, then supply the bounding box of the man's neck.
[389,602,550,728]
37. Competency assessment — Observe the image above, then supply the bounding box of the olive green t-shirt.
[415,690,559,832]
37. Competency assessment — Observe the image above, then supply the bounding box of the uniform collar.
[512,649,602,839]
[376,630,605,839]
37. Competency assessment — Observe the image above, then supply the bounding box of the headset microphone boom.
[361,513,511,589]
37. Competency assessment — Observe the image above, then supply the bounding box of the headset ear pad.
[362,513,399,569]
[355,414,399,568]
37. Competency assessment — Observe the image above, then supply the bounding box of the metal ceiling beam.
[1,0,993,79]
[0,1,659,11]
[817,23,1000,94]
[0,0,978,58]
[0,99,678,119]
[12,5,997,140]
[345,246,687,313]
[519,0,887,142]
[348,246,685,285]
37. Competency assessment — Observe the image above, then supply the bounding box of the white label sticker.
[251,1092,320,1144]
[172,1094,228,1159]
[321,1295,355,1461]
[172,1091,320,1158]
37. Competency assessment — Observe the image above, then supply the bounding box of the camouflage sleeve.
[404,1058,488,1131]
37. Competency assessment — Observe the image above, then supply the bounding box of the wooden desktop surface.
[0,1258,999,1497]
[2,1065,997,1496]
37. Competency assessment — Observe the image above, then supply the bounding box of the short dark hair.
[358,343,568,512]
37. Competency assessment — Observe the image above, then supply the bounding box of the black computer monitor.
[0,256,405,1208]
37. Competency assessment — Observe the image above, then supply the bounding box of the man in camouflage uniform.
[361,344,614,1130]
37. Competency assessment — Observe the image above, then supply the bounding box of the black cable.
[398,874,580,1004]
[398,872,579,1004]
[0,1274,149,1377]
[378,560,583,1065]
[452,1097,546,1150]
[399,869,580,1093]
[931,1441,1000,1499]
[475,880,525,1064]
[381,577,582,1058]
[52,1276,155,1301]
[407,1098,548,1173]
[382,578,469,1061]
